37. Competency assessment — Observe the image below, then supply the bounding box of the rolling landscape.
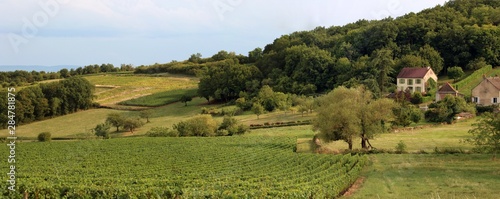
[2,0,500,198]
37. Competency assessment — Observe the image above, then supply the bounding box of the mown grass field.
[321,119,476,153]
[347,154,500,199]
[14,109,129,138]
[84,73,198,105]
[119,88,198,106]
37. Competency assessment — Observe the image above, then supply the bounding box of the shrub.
[235,97,252,111]
[395,140,407,153]
[94,123,111,139]
[447,66,465,81]
[173,115,218,137]
[37,132,52,142]
[123,118,145,134]
[476,104,499,114]
[410,92,423,104]
[219,116,248,135]
[425,95,475,124]
[146,127,179,137]
[466,57,488,70]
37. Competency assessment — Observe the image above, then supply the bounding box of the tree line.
[0,77,95,128]
[59,64,134,78]
[0,70,61,87]
[1,64,134,88]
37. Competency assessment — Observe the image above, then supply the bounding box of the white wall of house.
[396,68,437,93]
[397,78,425,93]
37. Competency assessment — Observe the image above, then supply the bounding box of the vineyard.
[453,65,500,96]
[2,137,366,198]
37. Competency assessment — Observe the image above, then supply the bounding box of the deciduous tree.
[447,66,465,82]
[123,118,144,134]
[106,113,125,132]
[180,95,192,106]
[252,103,265,119]
[465,112,500,160]
[313,86,396,150]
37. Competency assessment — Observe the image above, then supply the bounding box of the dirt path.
[342,177,366,197]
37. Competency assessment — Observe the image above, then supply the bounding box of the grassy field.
[119,88,198,106]
[14,109,130,138]
[347,154,500,199]
[13,95,317,138]
[321,119,477,153]
[84,74,198,105]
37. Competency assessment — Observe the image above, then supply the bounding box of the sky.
[0,0,449,71]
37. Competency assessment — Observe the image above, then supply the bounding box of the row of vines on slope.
[2,137,367,198]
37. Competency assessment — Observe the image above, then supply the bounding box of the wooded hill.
[134,0,499,101]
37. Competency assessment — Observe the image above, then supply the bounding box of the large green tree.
[313,86,396,150]
[197,59,261,102]
[447,66,465,81]
[370,49,395,93]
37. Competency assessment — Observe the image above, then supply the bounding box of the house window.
[408,79,413,85]
[399,79,405,84]
[408,87,413,92]
[416,79,421,84]
[416,87,422,92]
[472,97,479,103]
[493,98,498,104]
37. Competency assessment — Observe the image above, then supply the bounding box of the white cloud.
[0,0,449,66]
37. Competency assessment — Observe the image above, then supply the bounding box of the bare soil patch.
[342,177,366,197]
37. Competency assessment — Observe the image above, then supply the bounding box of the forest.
[0,77,95,128]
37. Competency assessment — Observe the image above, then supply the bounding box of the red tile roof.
[397,67,431,78]
[438,82,459,93]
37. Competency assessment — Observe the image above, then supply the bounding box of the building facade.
[396,67,438,93]
[471,76,500,106]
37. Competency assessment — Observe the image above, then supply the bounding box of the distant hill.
[0,65,79,72]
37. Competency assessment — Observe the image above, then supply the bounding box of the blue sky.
[0,0,448,69]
